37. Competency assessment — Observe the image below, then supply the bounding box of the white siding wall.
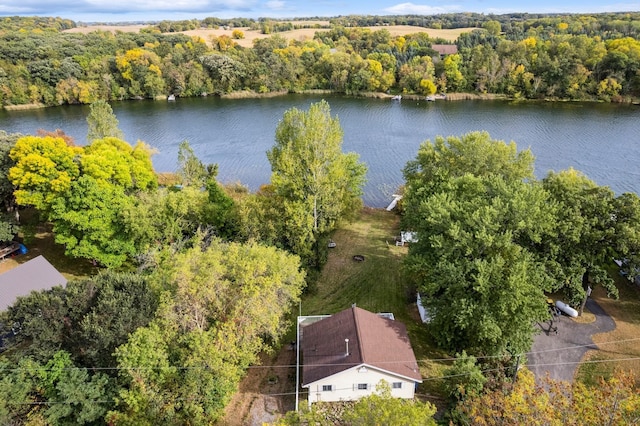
[305,366,416,405]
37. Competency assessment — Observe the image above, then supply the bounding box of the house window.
[392,382,402,389]
[357,383,368,390]
[322,385,332,391]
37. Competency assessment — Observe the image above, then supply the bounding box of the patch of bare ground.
[220,344,297,425]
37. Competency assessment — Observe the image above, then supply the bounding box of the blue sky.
[1,1,638,23]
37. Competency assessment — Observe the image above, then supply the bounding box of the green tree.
[122,186,210,253]
[613,192,640,280]
[1,271,157,368]
[406,174,552,356]
[49,175,136,267]
[10,134,156,266]
[540,168,619,312]
[267,100,367,268]
[176,140,208,187]
[0,352,115,425]
[343,381,437,426]
[110,239,305,424]
[403,132,552,356]
[86,100,124,142]
[205,177,240,240]
[442,351,487,402]
[483,20,502,36]
[403,131,535,229]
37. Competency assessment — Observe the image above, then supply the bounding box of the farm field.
[65,24,476,46]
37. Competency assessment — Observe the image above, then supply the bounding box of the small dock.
[386,194,402,211]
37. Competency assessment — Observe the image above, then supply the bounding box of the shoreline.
[3,90,638,111]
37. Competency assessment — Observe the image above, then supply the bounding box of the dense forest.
[1,12,639,107]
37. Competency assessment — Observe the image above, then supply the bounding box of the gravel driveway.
[526,298,615,382]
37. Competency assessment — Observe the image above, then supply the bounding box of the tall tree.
[86,100,124,143]
[0,352,115,425]
[405,174,553,356]
[403,131,535,230]
[403,132,553,356]
[267,100,367,268]
[176,140,208,187]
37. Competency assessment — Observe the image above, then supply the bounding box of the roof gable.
[302,307,421,385]
[0,256,68,311]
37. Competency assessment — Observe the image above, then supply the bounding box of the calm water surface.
[1,94,638,207]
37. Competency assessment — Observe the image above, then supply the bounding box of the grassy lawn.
[576,268,640,386]
[302,207,451,400]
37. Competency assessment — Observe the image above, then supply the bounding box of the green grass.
[302,208,410,317]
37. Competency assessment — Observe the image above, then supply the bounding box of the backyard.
[3,207,639,424]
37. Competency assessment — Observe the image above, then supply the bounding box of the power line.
[5,355,640,407]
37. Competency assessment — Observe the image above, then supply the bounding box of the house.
[431,44,458,57]
[0,255,67,311]
[301,306,422,405]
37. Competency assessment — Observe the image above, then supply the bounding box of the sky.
[0,0,638,23]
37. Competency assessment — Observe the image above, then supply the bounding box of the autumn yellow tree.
[458,369,640,425]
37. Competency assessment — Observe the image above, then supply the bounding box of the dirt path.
[220,343,297,425]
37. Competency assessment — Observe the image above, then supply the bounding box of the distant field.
[65,24,475,47]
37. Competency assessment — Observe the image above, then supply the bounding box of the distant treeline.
[0,12,638,106]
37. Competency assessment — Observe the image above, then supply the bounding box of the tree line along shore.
[1,12,639,110]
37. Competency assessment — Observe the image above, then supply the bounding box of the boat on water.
[167,94,176,101]
[391,95,402,101]
[426,95,435,102]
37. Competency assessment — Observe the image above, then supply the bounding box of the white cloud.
[384,2,462,15]
[83,0,256,12]
[266,0,286,10]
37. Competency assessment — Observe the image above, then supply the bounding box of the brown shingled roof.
[302,307,422,385]
[431,44,458,55]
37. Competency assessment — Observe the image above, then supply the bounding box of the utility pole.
[513,354,522,383]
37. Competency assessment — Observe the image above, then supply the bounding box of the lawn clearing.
[576,269,640,386]
[302,207,409,317]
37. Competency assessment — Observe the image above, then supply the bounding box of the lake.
[1,94,639,207]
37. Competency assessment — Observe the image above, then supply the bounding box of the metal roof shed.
[0,255,67,311]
